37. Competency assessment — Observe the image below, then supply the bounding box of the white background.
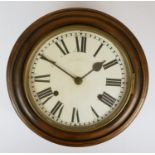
[0,1,155,153]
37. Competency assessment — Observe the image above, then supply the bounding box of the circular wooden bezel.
[7,8,148,146]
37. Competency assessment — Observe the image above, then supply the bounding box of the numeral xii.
[75,36,87,52]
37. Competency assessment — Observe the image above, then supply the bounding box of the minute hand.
[81,60,106,79]
[40,54,75,79]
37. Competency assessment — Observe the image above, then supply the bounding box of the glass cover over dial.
[24,25,131,132]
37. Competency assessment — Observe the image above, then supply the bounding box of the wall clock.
[7,8,148,146]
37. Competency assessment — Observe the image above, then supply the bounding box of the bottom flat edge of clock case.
[7,103,139,147]
[20,120,133,147]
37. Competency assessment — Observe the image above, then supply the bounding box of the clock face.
[24,25,131,132]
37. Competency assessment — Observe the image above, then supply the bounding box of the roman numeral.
[98,92,116,107]
[93,43,103,57]
[75,36,87,52]
[51,101,64,118]
[75,36,80,52]
[81,37,87,52]
[71,107,80,123]
[106,78,122,87]
[103,59,118,70]
[91,106,99,118]
[37,87,58,100]
[55,39,69,55]
[34,74,50,83]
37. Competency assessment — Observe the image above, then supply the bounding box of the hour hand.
[81,60,106,79]
[40,54,75,79]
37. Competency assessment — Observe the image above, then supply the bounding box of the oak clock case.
[7,8,148,146]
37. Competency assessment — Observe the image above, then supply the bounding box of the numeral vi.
[71,107,80,123]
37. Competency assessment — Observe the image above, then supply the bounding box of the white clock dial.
[24,25,131,131]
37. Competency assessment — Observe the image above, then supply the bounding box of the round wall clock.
[7,8,148,146]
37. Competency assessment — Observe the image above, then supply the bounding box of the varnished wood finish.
[7,8,148,146]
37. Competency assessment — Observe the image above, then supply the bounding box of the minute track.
[28,28,128,129]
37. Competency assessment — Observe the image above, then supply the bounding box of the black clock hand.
[81,60,106,79]
[40,54,76,80]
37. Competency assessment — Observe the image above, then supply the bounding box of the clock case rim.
[7,8,148,146]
